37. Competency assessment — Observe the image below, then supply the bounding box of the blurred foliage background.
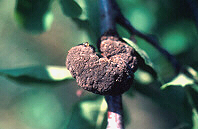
[0,0,198,129]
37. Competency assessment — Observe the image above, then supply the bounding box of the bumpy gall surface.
[100,36,138,72]
[66,36,138,95]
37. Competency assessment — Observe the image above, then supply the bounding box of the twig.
[117,14,182,74]
[99,0,124,128]
[99,0,117,34]
[103,0,183,74]
[105,95,124,129]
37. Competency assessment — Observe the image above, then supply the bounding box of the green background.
[0,0,198,129]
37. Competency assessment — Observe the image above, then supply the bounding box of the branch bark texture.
[105,95,124,129]
[99,0,124,129]
[99,0,116,34]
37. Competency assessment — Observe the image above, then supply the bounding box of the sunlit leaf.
[161,67,198,89]
[187,67,198,83]
[123,38,157,78]
[14,0,54,34]
[0,65,72,81]
[161,73,194,89]
[66,96,107,129]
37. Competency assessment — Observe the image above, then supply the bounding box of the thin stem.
[116,15,182,74]
[99,0,117,35]
[105,95,124,129]
[103,0,183,74]
[99,0,124,128]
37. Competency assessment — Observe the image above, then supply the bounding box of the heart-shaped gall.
[100,36,138,72]
[66,44,135,95]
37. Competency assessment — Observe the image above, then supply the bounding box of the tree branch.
[105,95,124,129]
[99,0,117,34]
[99,0,186,128]
[99,0,124,129]
[102,0,183,74]
[116,15,182,74]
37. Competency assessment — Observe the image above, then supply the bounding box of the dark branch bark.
[105,95,124,129]
[99,0,117,34]
[99,0,124,129]
[185,0,198,33]
[116,15,182,74]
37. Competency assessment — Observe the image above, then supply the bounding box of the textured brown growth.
[66,36,138,95]
[100,36,138,72]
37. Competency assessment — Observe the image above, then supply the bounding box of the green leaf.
[160,68,198,127]
[59,0,82,18]
[123,38,158,78]
[186,67,198,83]
[187,86,198,111]
[192,108,198,129]
[76,0,100,36]
[187,87,198,128]
[65,0,99,21]
[59,0,100,36]
[0,65,72,81]
[161,73,195,89]
[14,0,54,34]
[161,67,198,89]
[66,96,107,129]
